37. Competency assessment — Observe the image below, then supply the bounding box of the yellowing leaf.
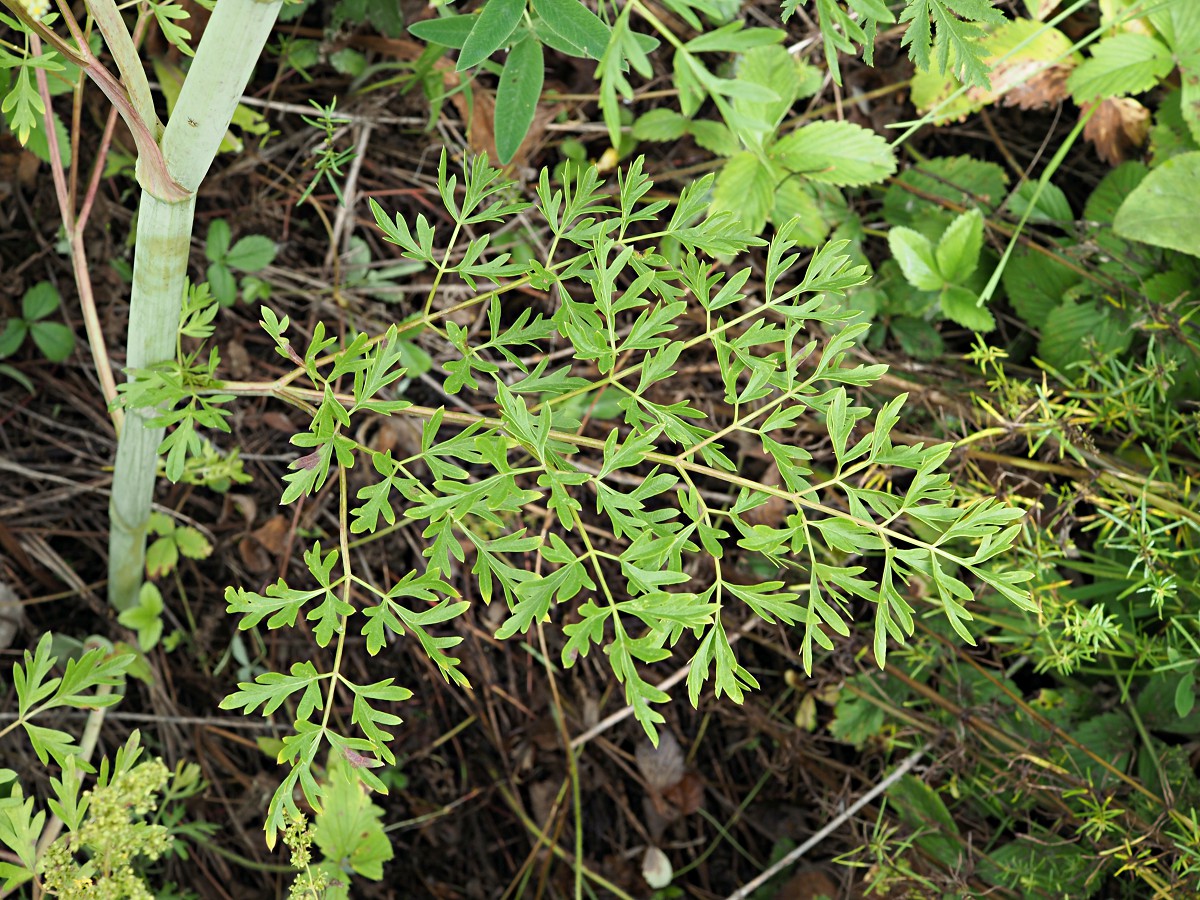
[967,18,1079,110]
[1083,96,1150,164]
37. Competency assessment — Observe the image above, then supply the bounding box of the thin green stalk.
[87,0,159,139]
[216,385,983,571]
[108,0,281,611]
[978,106,1094,307]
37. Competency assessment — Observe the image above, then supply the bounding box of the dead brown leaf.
[528,778,561,828]
[261,411,297,433]
[357,416,422,458]
[637,731,705,829]
[636,730,685,792]
[1083,97,1150,165]
[446,81,561,168]
[661,771,704,816]
[224,337,252,380]
[0,134,38,199]
[238,514,291,574]
[966,59,1072,111]
[741,458,787,527]
[774,867,841,900]
[224,493,257,527]
[1000,61,1072,110]
[252,515,290,554]
[0,582,25,652]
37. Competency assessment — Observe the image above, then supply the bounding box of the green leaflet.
[457,0,526,70]
[495,36,545,164]
[1066,32,1174,102]
[1113,151,1200,257]
[531,0,611,59]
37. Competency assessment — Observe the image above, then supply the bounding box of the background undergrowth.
[2,0,1200,897]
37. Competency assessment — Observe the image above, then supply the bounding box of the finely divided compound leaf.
[149,0,195,57]
[220,661,324,719]
[223,155,1033,826]
[900,0,1005,89]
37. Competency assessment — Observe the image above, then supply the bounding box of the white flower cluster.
[20,0,52,18]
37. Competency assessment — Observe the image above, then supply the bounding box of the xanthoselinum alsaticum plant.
[131,153,1040,844]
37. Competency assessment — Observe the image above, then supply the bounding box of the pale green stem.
[158,0,281,190]
[107,0,281,612]
[108,194,196,611]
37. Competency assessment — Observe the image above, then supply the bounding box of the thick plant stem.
[107,0,282,612]
[108,195,195,611]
